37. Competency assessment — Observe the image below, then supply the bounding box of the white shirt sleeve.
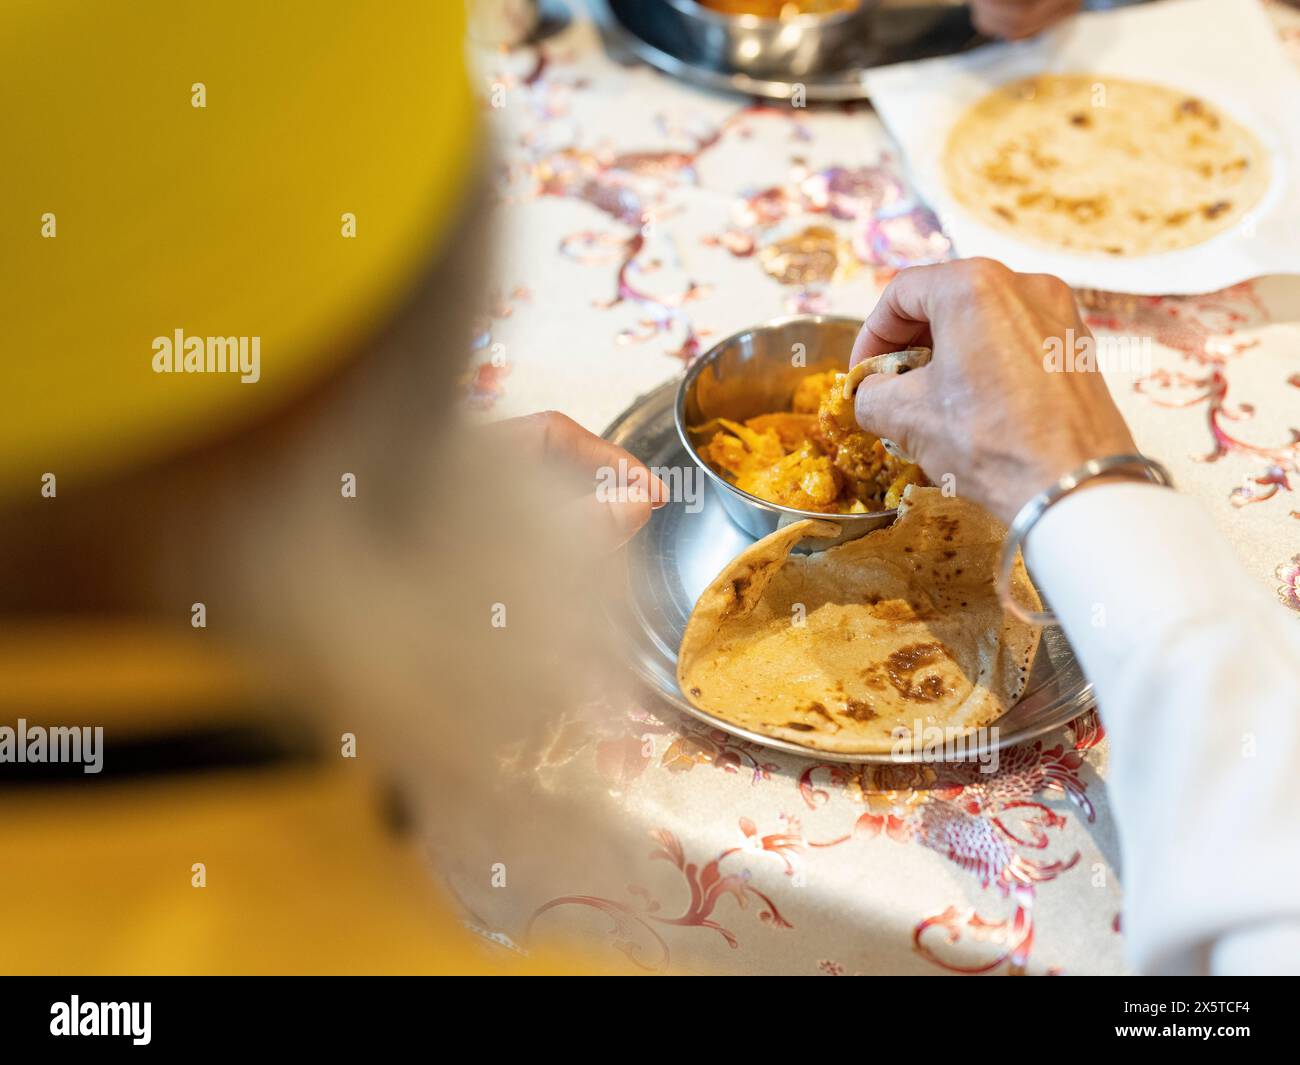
[1024,482,1300,976]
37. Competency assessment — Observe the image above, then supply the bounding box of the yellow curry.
[696,371,927,513]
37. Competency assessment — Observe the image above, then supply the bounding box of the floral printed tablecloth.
[455,0,1300,974]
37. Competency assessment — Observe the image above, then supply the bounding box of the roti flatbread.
[676,486,1042,754]
[841,347,932,400]
[942,74,1271,257]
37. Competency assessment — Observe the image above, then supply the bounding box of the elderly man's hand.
[496,411,668,548]
[850,259,1137,524]
[971,0,1081,40]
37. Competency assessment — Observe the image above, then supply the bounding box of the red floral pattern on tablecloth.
[527,816,800,971]
[1083,284,1300,600]
[1277,554,1300,613]
[529,706,1104,974]
[481,45,951,365]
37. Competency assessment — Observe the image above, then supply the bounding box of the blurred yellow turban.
[0,0,477,500]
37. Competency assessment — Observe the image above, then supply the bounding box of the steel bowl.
[676,314,897,550]
[610,0,877,83]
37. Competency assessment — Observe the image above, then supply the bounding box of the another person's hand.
[850,258,1137,524]
[970,0,1081,40]
[496,411,668,548]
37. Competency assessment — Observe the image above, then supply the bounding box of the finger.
[973,0,1070,35]
[849,264,951,367]
[560,491,654,549]
[973,0,1076,26]
[974,0,1078,38]
[850,320,932,368]
[1018,271,1082,318]
[974,11,1034,40]
[851,259,1002,365]
[502,410,616,472]
[503,411,670,505]
[973,0,1073,16]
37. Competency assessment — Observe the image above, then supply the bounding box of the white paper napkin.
[865,0,1300,294]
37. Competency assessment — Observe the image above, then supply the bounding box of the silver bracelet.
[998,453,1174,626]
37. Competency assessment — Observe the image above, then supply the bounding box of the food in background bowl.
[692,369,927,513]
[697,0,859,17]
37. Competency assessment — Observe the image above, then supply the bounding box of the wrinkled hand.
[496,411,668,548]
[850,259,1137,524]
[970,0,1081,40]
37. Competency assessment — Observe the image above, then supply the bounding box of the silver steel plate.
[604,378,1096,763]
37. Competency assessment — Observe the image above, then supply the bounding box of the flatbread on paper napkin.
[677,486,1042,754]
[941,74,1271,257]
[863,0,1300,293]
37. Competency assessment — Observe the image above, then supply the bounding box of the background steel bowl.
[675,314,897,550]
[611,0,878,83]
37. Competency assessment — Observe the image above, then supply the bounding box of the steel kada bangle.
[997,454,1175,626]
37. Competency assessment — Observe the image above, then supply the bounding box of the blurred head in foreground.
[0,0,645,973]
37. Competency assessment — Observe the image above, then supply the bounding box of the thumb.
[853,372,927,459]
